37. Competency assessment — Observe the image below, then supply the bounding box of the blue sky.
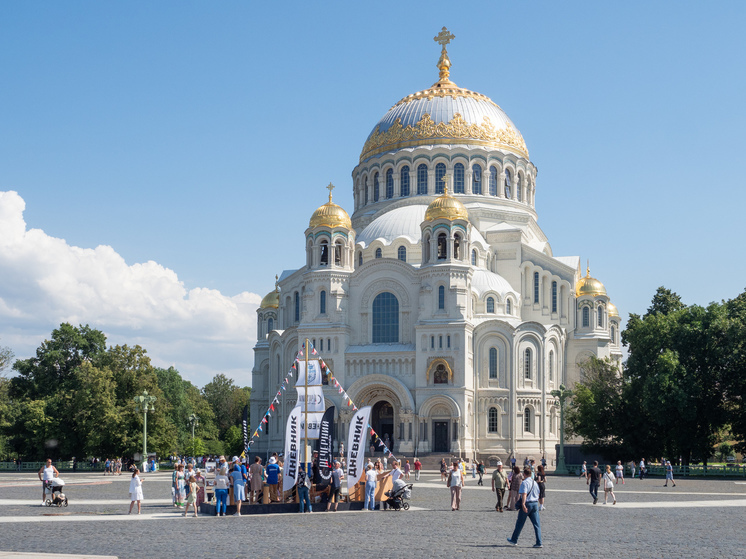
[1,1,745,386]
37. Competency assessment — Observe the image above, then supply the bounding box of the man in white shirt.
[507,467,542,548]
[326,461,345,512]
[381,460,402,510]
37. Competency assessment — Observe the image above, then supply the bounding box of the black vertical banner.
[242,405,249,454]
[316,406,335,490]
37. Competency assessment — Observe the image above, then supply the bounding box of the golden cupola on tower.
[575,266,607,297]
[425,184,469,222]
[309,183,351,229]
[260,275,280,308]
[607,302,619,318]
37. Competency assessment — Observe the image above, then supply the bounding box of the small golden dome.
[607,302,619,318]
[260,289,279,309]
[309,183,351,229]
[575,266,607,298]
[424,185,469,222]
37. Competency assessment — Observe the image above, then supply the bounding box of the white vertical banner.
[295,360,323,387]
[296,385,325,413]
[295,359,325,439]
[346,406,372,493]
[282,406,302,492]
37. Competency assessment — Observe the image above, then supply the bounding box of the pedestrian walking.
[491,461,508,512]
[213,462,230,517]
[404,459,411,480]
[664,460,676,487]
[506,467,542,549]
[297,464,312,513]
[183,475,199,517]
[38,459,59,506]
[249,456,264,504]
[629,460,635,480]
[536,465,547,510]
[615,460,625,485]
[414,457,422,481]
[602,465,617,504]
[363,463,377,511]
[440,458,448,481]
[477,461,485,486]
[471,461,476,479]
[326,461,344,512]
[128,468,144,514]
[639,458,646,480]
[506,466,522,510]
[579,460,587,479]
[587,460,602,504]
[447,460,463,511]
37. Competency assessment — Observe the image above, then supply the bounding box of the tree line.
[0,323,250,461]
[567,287,746,464]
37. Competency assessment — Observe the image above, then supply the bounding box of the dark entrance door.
[433,421,449,452]
[371,401,394,451]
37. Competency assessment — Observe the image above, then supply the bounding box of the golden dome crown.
[425,183,469,222]
[260,276,280,309]
[309,183,351,229]
[607,302,619,318]
[575,265,607,298]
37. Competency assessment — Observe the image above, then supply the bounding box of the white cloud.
[0,191,260,387]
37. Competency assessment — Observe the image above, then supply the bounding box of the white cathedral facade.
[251,31,621,464]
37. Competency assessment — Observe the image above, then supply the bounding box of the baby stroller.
[44,478,68,507]
[384,479,412,511]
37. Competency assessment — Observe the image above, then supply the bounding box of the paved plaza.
[0,470,744,558]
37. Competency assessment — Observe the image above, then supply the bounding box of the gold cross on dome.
[441,174,450,195]
[434,27,455,48]
[326,182,335,201]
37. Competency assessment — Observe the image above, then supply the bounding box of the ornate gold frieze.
[360,112,529,162]
[392,86,498,109]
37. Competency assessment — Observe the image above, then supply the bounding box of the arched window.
[423,234,430,263]
[438,285,445,310]
[334,240,342,266]
[516,174,522,202]
[438,335,443,348]
[454,163,465,193]
[453,233,461,260]
[489,166,498,196]
[611,325,616,344]
[364,178,368,205]
[375,248,382,259]
[358,251,363,267]
[430,335,434,349]
[471,249,477,266]
[320,241,329,266]
[437,233,447,259]
[435,163,446,193]
[400,166,410,197]
[533,272,540,303]
[386,168,394,199]
[373,172,380,202]
[598,306,604,327]
[504,169,512,198]
[472,164,482,195]
[434,363,448,384]
[489,407,498,433]
[549,350,554,382]
[506,299,512,315]
[489,347,498,379]
[551,281,558,313]
[372,292,399,343]
[417,164,428,194]
[294,292,300,323]
[447,335,450,348]
[320,290,326,314]
[524,348,532,379]
[524,407,531,432]
[398,246,406,262]
[485,297,495,313]
[268,317,274,333]
[582,306,590,327]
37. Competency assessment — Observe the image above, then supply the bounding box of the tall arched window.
[517,174,522,201]
[400,166,410,197]
[533,272,540,303]
[611,325,616,344]
[435,162,446,193]
[598,306,604,327]
[373,172,380,202]
[334,240,342,266]
[454,163,465,193]
[471,249,477,266]
[438,285,445,309]
[267,317,274,333]
[506,299,512,315]
[385,168,394,199]
[487,297,495,313]
[423,234,430,263]
[504,169,512,198]
[358,251,363,267]
[472,164,482,194]
[294,292,300,323]
[437,233,447,259]
[489,347,498,379]
[398,246,406,261]
[524,348,532,379]
[488,407,498,433]
[453,233,461,260]
[524,407,531,432]
[552,281,558,313]
[417,164,428,194]
[320,290,326,314]
[372,292,399,343]
[320,241,329,266]
[375,248,382,259]
[489,166,498,196]
[549,350,554,382]
[364,178,368,205]
[582,306,590,327]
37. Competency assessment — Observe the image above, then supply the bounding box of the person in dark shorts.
[326,461,344,512]
[536,465,547,510]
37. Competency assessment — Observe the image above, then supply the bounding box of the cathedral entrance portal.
[371,401,394,451]
[433,421,449,452]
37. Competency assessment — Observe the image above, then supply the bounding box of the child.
[603,465,617,505]
[128,468,144,514]
[183,475,199,517]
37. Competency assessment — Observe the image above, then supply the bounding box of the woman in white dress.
[602,465,616,505]
[129,468,144,514]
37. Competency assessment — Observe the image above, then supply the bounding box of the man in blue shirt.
[266,457,281,502]
[506,467,542,549]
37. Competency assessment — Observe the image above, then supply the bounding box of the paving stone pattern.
[0,471,744,558]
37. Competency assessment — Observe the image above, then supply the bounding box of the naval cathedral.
[250,29,621,464]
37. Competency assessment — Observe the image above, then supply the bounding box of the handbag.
[446,471,453,487]
[515,479,535,510]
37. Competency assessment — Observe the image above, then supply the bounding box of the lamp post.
[188,414,199,442]
[134,390,157,471]
[550,384,573,475]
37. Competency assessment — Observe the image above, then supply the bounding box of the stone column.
[409,168,416,196]
[498,171,506,198]
[393,172,400,198]
[465,168,473,195]
[428,170,435,195]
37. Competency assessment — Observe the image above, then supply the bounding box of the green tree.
[645,286,685,318]
[722,289,746,453]
[223,425,244,458]
[202,374,250,440]
[184,437,206,457]
[0,341,13,373]
[0,342,16,459]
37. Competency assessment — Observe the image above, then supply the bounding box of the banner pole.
[304,338,309,473]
